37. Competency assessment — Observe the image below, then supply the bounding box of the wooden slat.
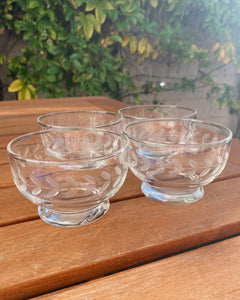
[0,156,239,226]
[0,115,41,128]
[0,103,113,130]
[0,135,16,149]
[0,161,239,226]
[228,138,240,166]
[0,123,39,136]
[0,187,38,226]
[0,98,126,149]
[0,149,8,165]
[0,97,126,117]
[0,177,240,299]
[36,235,240,300]
[0,171,142,227]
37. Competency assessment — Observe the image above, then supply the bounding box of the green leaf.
[57,31,68,41]
[86,14,101,33]
[46,74,56,82]
[8,79,24,92]
[138,38,147,55]
[83,17,94,40]
[47,10,55,22]
[28,1,40,9]
[107,76,117,91]
[34,58,43,71]
[113,72,123,82]
[150,0,158,8]
[23,31,33,40]
[109,35,123,44]
[70,53,82,60]
[210,86,221,95]
[18,86,31,100]
[47,45,63,55]
[133,93,142,104]
[47,66,59,74]
[129,36,137,54]
[4,14,13,20]
[96,7,106,25]
[63,60,71,70]
[72,59,84,72]
[14,21,23,31]
[85,3,96,12]
[28,84,37,98]
[0,54,6,65]
[112,58,123,70]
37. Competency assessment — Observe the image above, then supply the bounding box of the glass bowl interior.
[124,119,232,147]
[7,128,129,164]
[37,110,123,129]
[119,105,197,121]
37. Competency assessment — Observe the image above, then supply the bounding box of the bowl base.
[141,182,204,205]
[38,200,110,227]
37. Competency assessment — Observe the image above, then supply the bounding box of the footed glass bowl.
[119,105,197,128]
[7,129,129,227]
[124,119,232,205]
[37,110,123,132]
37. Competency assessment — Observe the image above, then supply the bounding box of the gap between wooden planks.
[34,235,240,300]
[0,176,240,299]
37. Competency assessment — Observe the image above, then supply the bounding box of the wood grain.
[0,97,126,117]
[36,235,240,300]
[0,177,240,299]
[0,187,38,226]
[0,123,39,136]
[1,97,240,300]
[0,160,239,226]
[0,148,8,165]
[0,97,126,149]
[0,145,239,226]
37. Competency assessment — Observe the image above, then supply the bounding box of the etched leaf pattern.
[9,128,128,215]
[32,186,41,196]
[128,121,230,187]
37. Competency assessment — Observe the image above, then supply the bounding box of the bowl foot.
[141,182,204,205]
[38,200,110,227]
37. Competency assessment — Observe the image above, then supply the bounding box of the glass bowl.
[124,119,232,205]
[119,105,197,128]
[7,128,129,227]
[37,110,123,132]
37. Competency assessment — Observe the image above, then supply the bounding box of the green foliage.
[0,0,240,114]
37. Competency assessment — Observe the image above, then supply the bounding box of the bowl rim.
[123,118,233,148]
[119,104,197,119]
[37,110,123,129]
[7,128,129,166]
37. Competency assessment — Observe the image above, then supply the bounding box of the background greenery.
[1,0,240,115]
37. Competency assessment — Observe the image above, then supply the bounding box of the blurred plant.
[0,0,239,114]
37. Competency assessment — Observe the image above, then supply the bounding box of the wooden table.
[0,97,240,300]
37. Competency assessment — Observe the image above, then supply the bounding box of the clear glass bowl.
[119,105,197,128]
[124,119,232,205]
[37,110,123,132]
[7,129,129,227]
